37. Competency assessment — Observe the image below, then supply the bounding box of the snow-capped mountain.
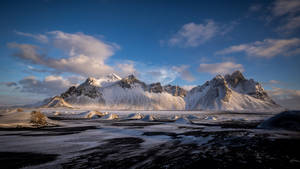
[58,74,186,110]
[185,71,281,111]
[40,71,281,111]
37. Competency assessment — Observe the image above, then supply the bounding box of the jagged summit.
[84,77,99,86]
[185,71,280,111]
[225,70,245,87]
[118,74,147,89]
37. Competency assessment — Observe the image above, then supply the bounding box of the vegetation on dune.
[30,111,48,126]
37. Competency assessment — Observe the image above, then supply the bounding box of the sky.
[0,0,300,109]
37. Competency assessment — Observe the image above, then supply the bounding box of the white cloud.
[14,31,48,43]
[172,65,195,82]
[115,62,138,77]
[140,64,195,84]
[47,31,118,77]
[18,75,76,96]
[141,68,179,85]
[26,65,52,73]
[269,80,280,84]
[8,43,45,63]
[65,75,86,85]
[9,31,122,78]
[271,0,300,17]
[167,19,238,47]
[216,38,300,58]
[168,20,219,47]
[269,0,300,34]
[267,87,300,110]
[198,62,244,75]
[276,15,300,33]
[262,80,282,87]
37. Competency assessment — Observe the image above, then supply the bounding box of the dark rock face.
[186,76,232,110]
[146,83,187,97]
[61,85,102,99]
[117,75,186,97]
[211,75,232,102]
[189,75,232,104]
[163,85,187,97]
[61,86,77,98]
[118,75,147,89]
[225,70,246,88]
[60,77,104,104]
[148,83,163,93]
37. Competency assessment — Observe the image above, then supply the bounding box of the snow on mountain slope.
[101,84,185,110]
[185,71,282,111]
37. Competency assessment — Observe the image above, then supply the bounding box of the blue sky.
[0,0,300,108]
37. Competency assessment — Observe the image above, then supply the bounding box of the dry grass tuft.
[30,111,48,126]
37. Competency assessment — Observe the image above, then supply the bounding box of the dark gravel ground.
[0,152,58,169]
[1,115,300,169]
[61,129,300,169]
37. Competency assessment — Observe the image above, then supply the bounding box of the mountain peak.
[119,74,146,89]
[127,74,136,80]
[211,75,228,88]
[230,70,245,80]
[84,77,98,86]
[185,70,279,111]
[225,70,245,88]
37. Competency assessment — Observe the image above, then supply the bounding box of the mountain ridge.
[41,71,281,111]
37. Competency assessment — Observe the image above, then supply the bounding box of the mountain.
[40,71,281,111]
[185,71,281,111]
[59,74,186,110]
